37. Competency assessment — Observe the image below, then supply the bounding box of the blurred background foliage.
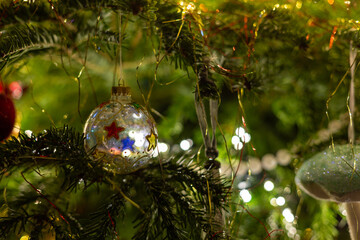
[2,0,360,239]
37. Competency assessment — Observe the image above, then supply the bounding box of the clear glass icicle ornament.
[83,86,158,174]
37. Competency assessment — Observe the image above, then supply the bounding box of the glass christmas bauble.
[83,86,158,174]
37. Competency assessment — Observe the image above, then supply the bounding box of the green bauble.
[296,144,360,202]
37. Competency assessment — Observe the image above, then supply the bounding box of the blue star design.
[121,137,135,151]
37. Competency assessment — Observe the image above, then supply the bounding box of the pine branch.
[0,0,209,73]
[0,24,61,65]
[81,193,126,240]
[0,126,229,239]
[153,2,208,71]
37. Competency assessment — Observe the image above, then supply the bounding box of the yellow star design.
[146,129,157,151]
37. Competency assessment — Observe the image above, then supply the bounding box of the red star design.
[104,121,124,139]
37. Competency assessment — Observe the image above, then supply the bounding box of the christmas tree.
[1,0,360,239]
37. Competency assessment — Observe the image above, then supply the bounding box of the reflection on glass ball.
[83,87,158,174]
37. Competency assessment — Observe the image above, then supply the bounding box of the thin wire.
[118,11,124,86]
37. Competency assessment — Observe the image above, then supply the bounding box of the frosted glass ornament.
[84,86,158,174]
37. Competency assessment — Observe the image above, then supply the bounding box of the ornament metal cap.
[112,86,131,96]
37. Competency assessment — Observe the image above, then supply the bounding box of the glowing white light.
[234,142,243,150]
[134,133,145,147]
[240,189,252,203]
[180,139,191,151]
[132,113,142,119]
[270,198,277,206]
[240,133,251,143]
[152,149,159,157]
[231,135,241,145]
[282,208,295,223]
[122,149,131,157]
[129,130,136,138]
[186,2,195,10]
[276,196,286,206]
[25,130,33,138]
[339,205,347,216]
[231,136,244,150]
[235,127,245,137]
[289,226,297,234]
[264,180,274,191]
[237,181,247,189]
[158,142,169,153]
[342,209,347,216]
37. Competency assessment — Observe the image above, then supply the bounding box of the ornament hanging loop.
[118,10,124,87]
[195,65,219,162]
[113,10,125,87]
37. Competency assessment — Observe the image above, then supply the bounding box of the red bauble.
[0,94,16,141]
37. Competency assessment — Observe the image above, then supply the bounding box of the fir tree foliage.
[2,0,360,239]
[0,126,228,239]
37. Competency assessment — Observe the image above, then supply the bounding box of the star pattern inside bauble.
[146,129,157,151]
[121,137,135,151]
[104,121,124,140]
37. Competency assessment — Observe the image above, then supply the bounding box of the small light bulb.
[276,196,286,206]
[235,127,245,136]
[264,180,274,191]
[152,149,159,157]
[234,142,243,150]
[180,139,191,150]
[237,181,247,189]
[231,135,240,145]
[240,189,252,203]
[186,2,195,10]
[282,208,295,222]
[158,142,169,153]
[241,133,251,143]
[270,198,277,206]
